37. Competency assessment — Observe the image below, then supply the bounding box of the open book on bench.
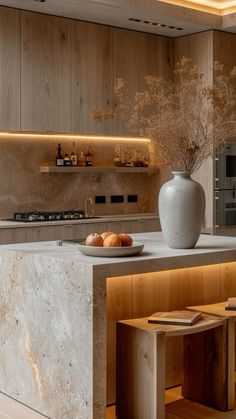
[225,297,236,310]
[148,310,202,326]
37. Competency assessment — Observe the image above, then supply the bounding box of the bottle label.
[56,159,64,166]
[64,160,72,166]
[71,156,78,166]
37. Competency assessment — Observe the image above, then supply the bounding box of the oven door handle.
[214,157,219,189]
[214,192,220,227]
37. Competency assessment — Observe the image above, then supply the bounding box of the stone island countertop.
[1,232,236,419]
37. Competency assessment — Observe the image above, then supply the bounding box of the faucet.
[84,196,94,218]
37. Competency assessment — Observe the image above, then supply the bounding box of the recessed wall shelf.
[40,166,158,174]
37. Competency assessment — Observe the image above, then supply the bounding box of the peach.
[101,231,114,241]
[103,233,122,247]
[119,233,133,247]
[85,233,103,247]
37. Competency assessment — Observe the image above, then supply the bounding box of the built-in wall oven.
[214,142,236,226]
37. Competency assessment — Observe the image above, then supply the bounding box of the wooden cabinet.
[106,218,160,234]
[21,11,70,131]
[113,28,173,135]
[62,222,106,240]
[71,21,114,135]
[26,226,65,243]
[0,228,27,245]
[0,7,20,130]
[0,217,159,245]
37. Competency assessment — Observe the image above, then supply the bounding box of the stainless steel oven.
[214,142,236,226]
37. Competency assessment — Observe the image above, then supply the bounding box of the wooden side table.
[187,301,236,410]
[116,315,228,419]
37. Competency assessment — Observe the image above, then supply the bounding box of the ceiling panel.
[0,0,230,37]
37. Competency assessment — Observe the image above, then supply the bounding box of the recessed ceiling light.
[129,17,183,31]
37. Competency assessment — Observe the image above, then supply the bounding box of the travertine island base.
[1,232,236,418]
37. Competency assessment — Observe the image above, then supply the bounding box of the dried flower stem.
[92,57,236,173]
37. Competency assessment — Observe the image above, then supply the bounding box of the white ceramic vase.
[158,171,205,249]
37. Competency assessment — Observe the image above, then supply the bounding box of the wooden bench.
[187,301,236,410]
[116,315,228,419]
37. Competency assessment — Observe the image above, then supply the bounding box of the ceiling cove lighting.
[0,132,150,143]
[158,0,236,15]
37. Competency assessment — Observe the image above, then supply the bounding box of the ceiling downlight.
[128,18,184,31]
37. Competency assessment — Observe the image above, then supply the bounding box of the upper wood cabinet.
[70,21,114,135]
[0,7,20,130]
[21,11,70,132]
[113,29,173,135]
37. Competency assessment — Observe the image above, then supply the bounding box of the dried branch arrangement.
[93,57,236,173]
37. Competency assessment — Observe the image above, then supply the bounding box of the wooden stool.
[116,315,228,419]
[187,301,236,410]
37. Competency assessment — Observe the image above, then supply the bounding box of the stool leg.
[182,323,228,411]
[227,319,235,410]
[116,323,165,419]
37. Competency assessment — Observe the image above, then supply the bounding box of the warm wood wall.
[174,32,214,229]
[0,6,173,135]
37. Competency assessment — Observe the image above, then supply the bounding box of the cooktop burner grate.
[8,210,89,222]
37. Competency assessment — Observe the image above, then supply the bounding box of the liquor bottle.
[56,144,64,166]
[70,143,78,166]
[78,151,86,167]
[64,153,72,166]
[85,148,93,166]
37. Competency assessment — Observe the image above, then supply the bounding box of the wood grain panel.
[71,20,114,135]
[0,7,20,130]
[174,31,213,77]
[213,31,236,123]
[21,11,70,131]
[174,31,214,229]
[116,323,165,419]
[182,325,228,411]
[220,262,236,299]
[106,275,133,405]
[113,28,173,135]
[0,228,27,245]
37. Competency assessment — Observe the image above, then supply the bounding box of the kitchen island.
[1,232,236,418]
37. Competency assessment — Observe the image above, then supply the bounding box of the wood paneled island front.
[1,232,236,418]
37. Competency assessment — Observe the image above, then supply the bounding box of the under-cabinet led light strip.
[0,132,150,143]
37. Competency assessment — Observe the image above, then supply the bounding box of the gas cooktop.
[8,210,98,222]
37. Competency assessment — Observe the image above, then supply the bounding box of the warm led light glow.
[159,0,236,15]
[0,132,150,143]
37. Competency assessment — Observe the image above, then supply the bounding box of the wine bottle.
[85,148,93,166]
[56,144,64,166]
[70,142,78,166]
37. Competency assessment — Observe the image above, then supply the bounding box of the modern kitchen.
[2,1,236,419]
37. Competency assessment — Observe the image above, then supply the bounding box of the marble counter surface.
[2,232,236,273]
[0,213,158,229]
[1,232,236,419]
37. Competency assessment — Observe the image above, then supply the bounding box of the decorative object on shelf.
[113,144,149,167]
[159,171,205,248]
[93,57,236,248]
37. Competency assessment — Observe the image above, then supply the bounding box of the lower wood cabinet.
[0,217,160,244]
[26,226,65,243]
[0,228,27,244]
[62,222,107,240]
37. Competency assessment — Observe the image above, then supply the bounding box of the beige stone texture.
[0,135,158,219]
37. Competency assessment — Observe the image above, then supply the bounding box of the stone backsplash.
[0,134,159,219]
